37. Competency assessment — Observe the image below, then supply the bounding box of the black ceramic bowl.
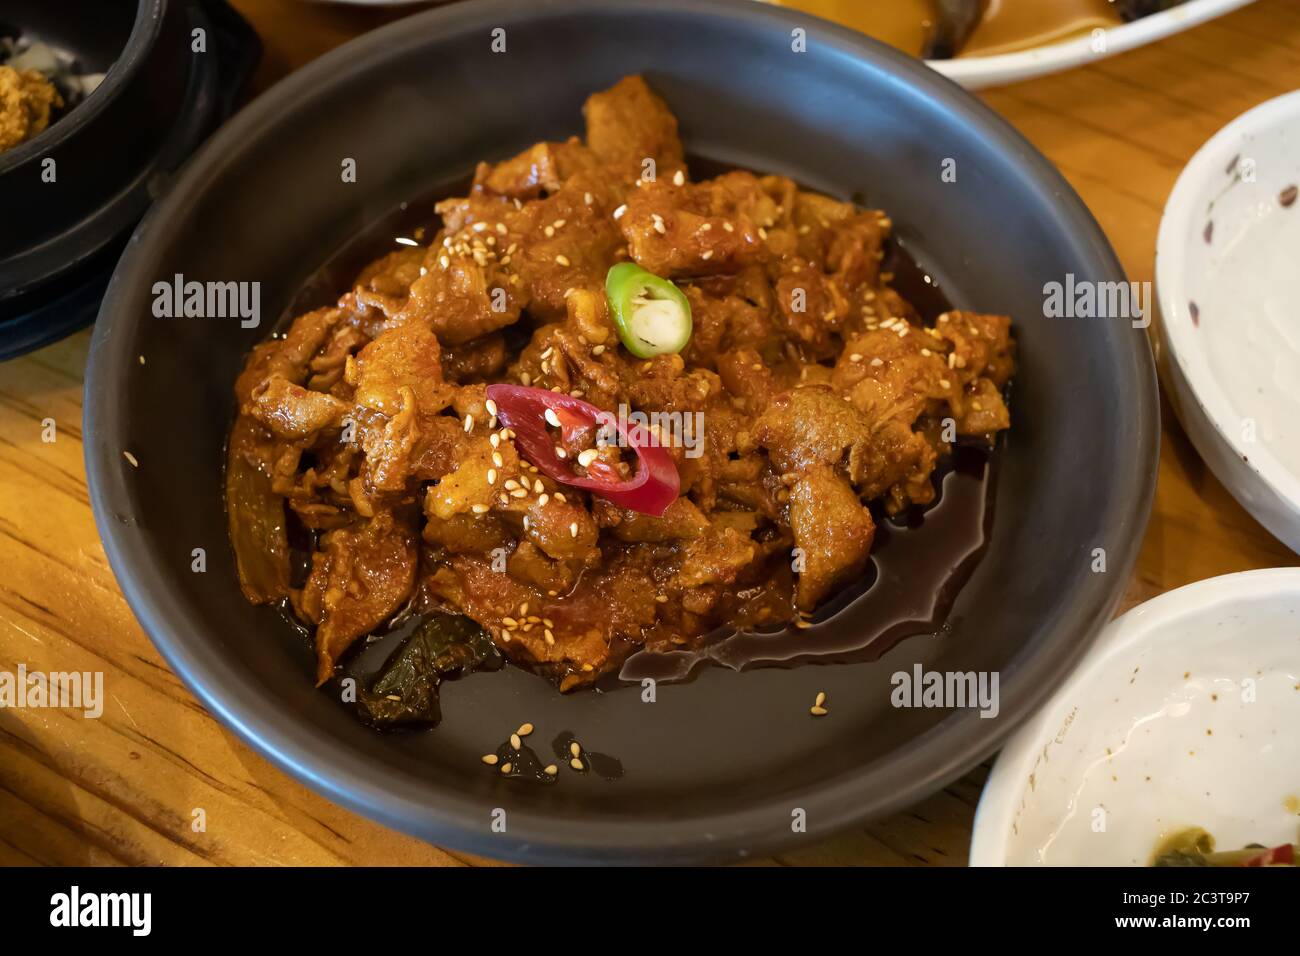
[85,0,1158,864]
[0,0,257,360]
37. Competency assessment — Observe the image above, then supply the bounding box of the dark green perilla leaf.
[357,614,501,728]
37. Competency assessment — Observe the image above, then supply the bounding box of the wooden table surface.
[2,0,1298,867]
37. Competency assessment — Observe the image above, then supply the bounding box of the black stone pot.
[84,0,1159,864]
[0,0,258,360]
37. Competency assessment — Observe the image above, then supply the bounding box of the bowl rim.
[926,0,1255,90]
[85,0,1159,863]
[969,566,1300,866]
[1154,91,1300,522]
[0,0,164,176]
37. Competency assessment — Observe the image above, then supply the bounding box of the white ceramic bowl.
[1155,91,1300,554]
[930,0,1254,90]
[970,569,1300,866]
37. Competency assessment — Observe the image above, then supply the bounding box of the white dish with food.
[970,569,1300,866]
[1155,91,1300,554]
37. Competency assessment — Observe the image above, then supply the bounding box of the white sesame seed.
[569,522,578,537]
[520,372,532,386]
[463,414,474,433]
[849,353,863,362]
[577,449,598,467]
[487,468,497,485]
[555,254,570,266]
[122,451,139,467]
[544,408,561,428]
[871,358,884,367]
[672,169,685,186]
[613,204,627,220]
[555,446,567,459]
[471,503,489,514]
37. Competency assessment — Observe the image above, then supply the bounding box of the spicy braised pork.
[226,76,1015,692]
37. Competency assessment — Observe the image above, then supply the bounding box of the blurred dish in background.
[1155,91,1300,554]
[0,28,108,153]
[757,0,1255,88]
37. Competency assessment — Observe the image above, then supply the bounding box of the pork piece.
[244,378,349,440]
[826,210,889,290]
[951,376,1011,437]
[425,435,519,520]
[352,321,452,416]
[441,333,507,383]
[753,385,874,478]
[432,554,658,688]
[235,306,342,404]
[773,261,851,359]
[789,465,875,611]
[582,75,684,173]
[593,496,710,542]
[355,247,425,297]
[350,323,455,494]
[674,526,758,589]
[716,348,777,415]
[682,268,776,367]
[422,511,511,554]
[308,323,370,392]
[755,384,937,513]
[832,327,952,427]
[395,235,526,345]
[510,177,626,319]
[294,510,418,685]
[480,141,565,199]
[936,310,1015,386]
[619,173,771,278]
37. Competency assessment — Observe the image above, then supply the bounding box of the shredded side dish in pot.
[226,76,1016,704]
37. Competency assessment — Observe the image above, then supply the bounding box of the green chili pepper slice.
[605,263,692,358]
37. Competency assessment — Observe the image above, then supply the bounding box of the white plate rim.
[970,566,1300,866]
[1155,90,1300,519]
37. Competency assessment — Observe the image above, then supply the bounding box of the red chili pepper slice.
[485,384,680,518]
[1242,843,1295,867]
